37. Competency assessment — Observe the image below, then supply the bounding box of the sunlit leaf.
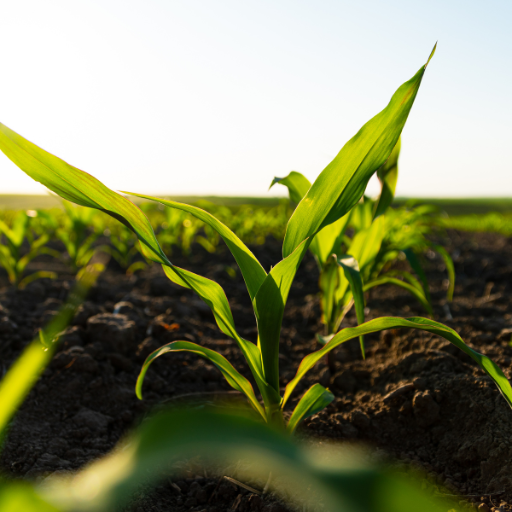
[373,137,401,219]
[136,340,265,420]
[287,384,334,433]
[283,315,512,408]
[283,46,436,258]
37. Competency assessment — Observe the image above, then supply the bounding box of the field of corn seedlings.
[0,48,512,512]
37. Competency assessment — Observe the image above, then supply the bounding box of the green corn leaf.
[402,248,431,304]
[253,239,310,397]
[0,123,274,406]
[161,266,277,407]
[18,271,58,290]
[283,316,512,408]
[0,212,28,248]
[373,137,401,219]
[347,215,385,271]
[384,269,425,293]
[269,171,311,205]
[319,255,340,333]
[287,383,334,434]
[125,193,267,301]
[0,123,169,266]
[310,213,352,268]
[349,197,374,231]
[283,46,436,258]
[315,333,334,346]
[0,247,16,283]
[136,340,266,421]
[431,244,455,302]
[338,256,366,358]
[0,482,60,512]
[0,258,103,438]
[41,408,454,512]
[363,277,433,316]
[269,171,351,268]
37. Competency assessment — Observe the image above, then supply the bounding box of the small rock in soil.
[59,325,84,349]
[383,383,415,403]
[86,313,136,353]
[349,409,371,429]
[412,377,427,391]
[72,408,112,433]
[113,301,136,316]
[412,391,440,428]
[73,302,102,327]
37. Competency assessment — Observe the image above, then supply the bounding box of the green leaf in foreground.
[373,137,401,219]
[0,256,104,440]
[0,482,59,512]
[40,409,455,512]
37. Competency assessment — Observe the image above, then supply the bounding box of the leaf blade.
[364,276,433,316]
[339,256,366,358]
[253,239,310,396]
[125,193,267,301]
[283,316,512,408]
[269,171,311,206]
[283,49,435,257]
[136,340,266,421]
[287,383,334,434]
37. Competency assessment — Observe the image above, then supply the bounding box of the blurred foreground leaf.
[40,408,455,512]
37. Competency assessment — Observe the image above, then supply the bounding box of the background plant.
[272,137,454,364]
[0,209,57,288]
[53,201,106,271]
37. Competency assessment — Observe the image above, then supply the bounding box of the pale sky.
[1,0,511,198]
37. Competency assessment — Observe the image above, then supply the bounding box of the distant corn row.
[437,211,512,237]
[0,200,291,285]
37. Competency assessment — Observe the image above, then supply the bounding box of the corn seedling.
[0,210,57,288]
[101,220,147,274]
[1,46,511,437]
[52,201,108,271]
[272,137,454,365]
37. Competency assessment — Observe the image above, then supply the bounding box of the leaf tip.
[425,42,437,69]
[269,177,282,191]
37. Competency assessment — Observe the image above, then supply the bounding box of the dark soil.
[1,230,512,511]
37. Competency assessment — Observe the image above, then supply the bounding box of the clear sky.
[1,0,511,198]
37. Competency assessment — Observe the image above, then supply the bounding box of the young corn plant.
[102,220,147,274]
[55,201,106,271]
[272,137,454,366]
[0,210,57,288]
[1,46,511,434]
